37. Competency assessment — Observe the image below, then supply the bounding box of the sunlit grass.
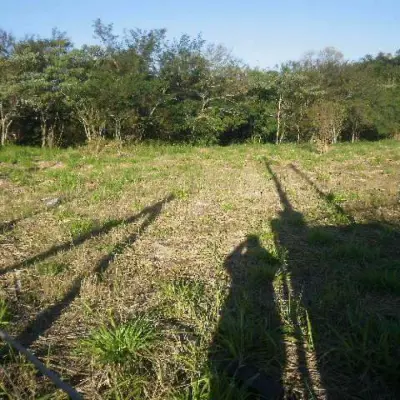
[0,140,399,398]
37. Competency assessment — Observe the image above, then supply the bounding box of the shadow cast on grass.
[208,236,285,399]
[1,195,172,276]
[15,195,174,349]
[289,163,355,224]
[267,160,400,399]
[208,160,400,399]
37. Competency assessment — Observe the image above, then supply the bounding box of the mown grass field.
[0,140,399,399]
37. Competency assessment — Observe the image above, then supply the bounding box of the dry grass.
[0,140,399,399]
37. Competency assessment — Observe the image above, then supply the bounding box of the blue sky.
[2,0,399,68]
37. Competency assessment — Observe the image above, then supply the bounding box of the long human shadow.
[265,162,320,399]
[1,196,173,276]
[266,161,400,399]
[209,235,285,399]
[15,195,174,349]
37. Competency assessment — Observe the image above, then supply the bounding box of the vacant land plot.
[0,141,399,399]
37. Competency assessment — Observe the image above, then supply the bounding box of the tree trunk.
[0,103,11,146]
[114,119,122,141]
[279,120,286,144]
[57,123,65,146]
[48,125,55,148]
[40,115,48,148]
[77,106,104,142]
[276,95,283,144]
[351,130,359,143]
[351,121,359,143]
[5,120,12,144]
[77,107,92,142]
[1,120,5,146]
[83,121,91,142]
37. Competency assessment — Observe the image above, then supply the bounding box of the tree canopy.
[1,21,399,147]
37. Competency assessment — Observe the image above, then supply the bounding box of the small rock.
[37,161,65,170]
[152,242,173,261]
[42,197,62,208]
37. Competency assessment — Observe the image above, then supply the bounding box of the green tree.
[0,32,17,146]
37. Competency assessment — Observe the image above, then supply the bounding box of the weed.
[67,218,96,239]
[160,278,209,322]
[45,169,82,192]
[327,191,347,203]
[221,202,234,212]
[173,369,252,400]
[330,209,352,225]
[214,297,282,372]
[36,261,68,276]
[81,316,158,365]
[174,188,190,201]
[246,242,281,266]
[215,304,256,362]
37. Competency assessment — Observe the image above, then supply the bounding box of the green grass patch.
[221,202,234,212]
[173,188,190,201]
[36,261,68,276]
[160,278,210,322]
[81,316,158,365]
[67,218,97,239]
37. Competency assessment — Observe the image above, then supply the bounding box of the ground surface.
[0,140,399,399]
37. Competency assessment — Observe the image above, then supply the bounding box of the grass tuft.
[36,261,68,276]
[160,278,209,323]
[67,218,96,239]
[81,316,158,365]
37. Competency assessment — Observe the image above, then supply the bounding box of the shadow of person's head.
[224,234,280,278]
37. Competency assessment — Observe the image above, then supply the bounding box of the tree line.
[1,20,400,147]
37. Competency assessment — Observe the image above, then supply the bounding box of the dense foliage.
[1,21,399,147]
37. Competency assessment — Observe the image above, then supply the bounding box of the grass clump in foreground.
[78,317,160,398]
[81,316,158,365]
